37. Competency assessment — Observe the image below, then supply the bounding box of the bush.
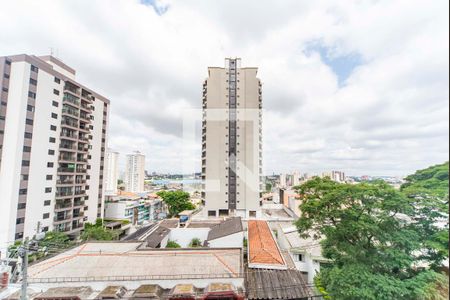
[166,240,181,248]
[189,238,202,247]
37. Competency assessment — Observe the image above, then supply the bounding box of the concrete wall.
[168,228,210,247]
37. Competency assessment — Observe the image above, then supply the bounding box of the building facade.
[104,148,119,195]
[125,151,145,192]
[0,54,109,250]
[202,58,262,218]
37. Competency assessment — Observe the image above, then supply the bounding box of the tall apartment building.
[202,58,262,218]
[0,54,109,250]
[105,148,119,195]
[125,151,145,193]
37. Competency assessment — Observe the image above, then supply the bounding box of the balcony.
[59,155,76,162]
[76,168,87,174]
[77,146,88,152]
[73,211,85,218]
[56,179,74,185]
[62,108,79,118]
[60,144,77,151]
[63,94,80,107]
[78,136,89,142]
[54,214,72,222]
[74,190,86,195]
[61,119,78,129]
[55,202,72,211]
[73,200,85,207]
[79,114,90,122]
[64,83,80,95]
[80,103,91,112]
[57,167,75,173]
[75,179,86,184]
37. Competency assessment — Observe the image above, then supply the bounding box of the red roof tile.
[248,220,285,267]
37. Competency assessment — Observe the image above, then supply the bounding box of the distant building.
[104,149,119,195]
[202,58,262,218]
[0,54,109,250]
[125,151,145,192]
[331,170,345,182]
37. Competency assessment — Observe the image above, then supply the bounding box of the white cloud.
[0,0,447,176]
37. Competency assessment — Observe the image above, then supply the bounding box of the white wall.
[208,231,243,248]
[0,61,28,251]
[26,63,63,236]
[167,228,210,247]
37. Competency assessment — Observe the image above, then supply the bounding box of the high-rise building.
[331,170,346,182]
[292,171,300,186]
[105,148,119,196]
[202,58,262,218]
[125,151,145,192]
[0,54,109,249]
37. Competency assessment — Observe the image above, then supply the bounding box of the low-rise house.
[206,218,244,248]
[276,225,330,284]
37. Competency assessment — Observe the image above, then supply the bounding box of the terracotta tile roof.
[248,220,285,268]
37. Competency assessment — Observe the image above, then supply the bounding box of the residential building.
[104,148,119,195]
[202,58,262,218]
[0,54,109,251]
[125,151,145,192]
[331,170,345,182]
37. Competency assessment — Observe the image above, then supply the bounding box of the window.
[5,59,11,66]
[1,101,7,106]
[16,217,25,224]
[21,160,30,166]
[25,119,33,125]
[0,116,5,120]
[45,187,52,193]
[18,203,26,209]
[15,232,24,240]
[46,175,53,180]
[21,174,29,181]
[43,213,49,219]
[249,210,257,218]
[48,149,55,155]
[19,189,27,195]
[50,125,57,131]
[42,226,49,232]
[52,101,59,107]
[47,162,54,168]
[29,78,37,86]
[53,89,60,95]
[49,137,56,143]
[51,113,58,119]
[208,210,216,217]
[28,91,36,99]
[293,254,304,262]
[23,146,31,152]
[54,77,61,84]
[2,87,8,92]
[27,104,34,112]
[24,132,32,139]
[30,65,38,72]
[44,200,51,206]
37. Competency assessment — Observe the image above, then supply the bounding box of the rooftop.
[146,226,170,248]
[248,220,286,269]
[246,268,314,299]
[207,217,243,241]
[27,242,243,282]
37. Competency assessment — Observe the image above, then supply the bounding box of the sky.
[0,0,448,176]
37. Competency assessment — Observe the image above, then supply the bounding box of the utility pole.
[18,239,29,300]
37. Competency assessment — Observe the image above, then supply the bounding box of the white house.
[276,225,330,284]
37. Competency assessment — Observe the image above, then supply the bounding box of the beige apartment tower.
[202,58,262,218]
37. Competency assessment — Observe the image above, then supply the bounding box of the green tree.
[189,238,202,247]
[156,190,195,217]
[81,219,120,241]
[295,176,447,300]
[166,240,181,248]
[400,162,449,270]
[265,182,272,192]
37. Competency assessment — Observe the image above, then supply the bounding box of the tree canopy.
[156,190,195,217]
[81,218,120,241]
[295,169,448,300]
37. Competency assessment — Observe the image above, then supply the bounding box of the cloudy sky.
[1,0,448,176]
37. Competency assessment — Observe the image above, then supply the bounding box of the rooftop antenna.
[49,47,54,56]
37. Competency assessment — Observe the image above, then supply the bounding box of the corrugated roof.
[248,220,286,268]
[207,217,243,241]
[246,268,315,299]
